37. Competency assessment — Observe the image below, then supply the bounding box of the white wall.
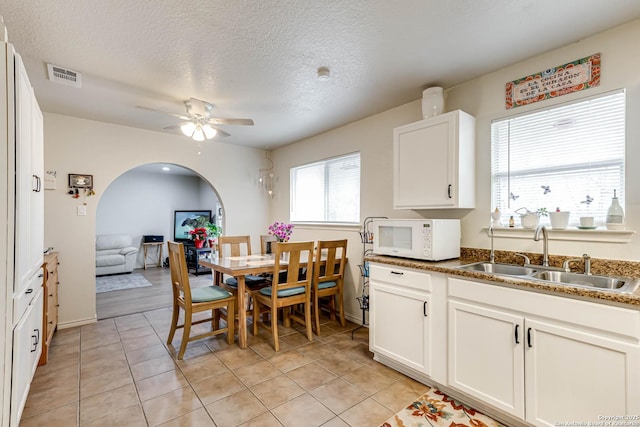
[96,169,220,268]
[271,19,640,322]
[44,113,270,327]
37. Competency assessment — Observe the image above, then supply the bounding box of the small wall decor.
[44,170,57,190]
[68,174,93,188]
[505,53,600,109]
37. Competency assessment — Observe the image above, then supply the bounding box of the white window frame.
[290,152,361,224]
[491,90,626,231]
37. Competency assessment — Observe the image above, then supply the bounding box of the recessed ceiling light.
[317,67,330,81]
[162,166,171,172]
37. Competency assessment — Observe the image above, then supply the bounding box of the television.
[173,210,212,242]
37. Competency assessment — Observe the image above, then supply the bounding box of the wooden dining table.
[199,252,345,348]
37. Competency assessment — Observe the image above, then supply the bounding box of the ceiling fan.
[137,98,254,141]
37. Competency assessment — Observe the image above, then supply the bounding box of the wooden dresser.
[39,252,59,365]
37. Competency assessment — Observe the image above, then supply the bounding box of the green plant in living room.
[204,222,222,239]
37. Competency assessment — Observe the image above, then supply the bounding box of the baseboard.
[345,312,368,327]
[58,315,97,330]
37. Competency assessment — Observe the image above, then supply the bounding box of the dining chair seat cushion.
[316,281,337,290]
[190,286,232,303]
[259,286,306,298]
[224,275,265,287]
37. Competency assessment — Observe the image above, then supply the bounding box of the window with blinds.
[491,90,625,226]
[290,152,360,223]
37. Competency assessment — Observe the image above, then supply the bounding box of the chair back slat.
[314,239,348,284]
[167,241,192,303]
[260,234,278,254]
[218,235,252,257]
[271,241,314,299]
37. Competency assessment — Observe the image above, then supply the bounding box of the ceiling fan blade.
[162,125,181,130]
[136,105,191,121]
[207,117,254,126]
[208,125,231,137]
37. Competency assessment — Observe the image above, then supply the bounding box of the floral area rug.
[96,273,153,293]
[381,388,505,427]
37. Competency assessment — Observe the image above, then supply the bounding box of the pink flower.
[268,221,294,242]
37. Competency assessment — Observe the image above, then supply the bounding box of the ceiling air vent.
[46,63,81,88]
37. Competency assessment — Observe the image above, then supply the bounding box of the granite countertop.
[365,254,640,309]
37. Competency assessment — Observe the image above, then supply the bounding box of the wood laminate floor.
[96,267,212,320]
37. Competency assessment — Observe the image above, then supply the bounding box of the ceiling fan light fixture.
[192,125,206,142]
[202,124,217,139]
[180,121,196,137]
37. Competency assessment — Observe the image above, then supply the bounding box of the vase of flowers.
[268,221,294,242]
[189,227,208,248]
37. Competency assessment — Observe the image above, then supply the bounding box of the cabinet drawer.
[370,264,431,292]
[13,269,43,325]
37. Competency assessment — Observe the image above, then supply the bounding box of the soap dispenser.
[606,189,625,229]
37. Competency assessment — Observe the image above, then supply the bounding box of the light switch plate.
[77,205,87,216]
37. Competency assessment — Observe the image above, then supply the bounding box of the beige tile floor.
[20,308,432,426]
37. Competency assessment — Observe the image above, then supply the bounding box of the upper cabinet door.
[14,52,43,294]
[393,110,476,209]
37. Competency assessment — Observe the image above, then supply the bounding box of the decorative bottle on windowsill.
[606,189,625,230]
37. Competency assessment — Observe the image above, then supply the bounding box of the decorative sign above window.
[505,53,600,109]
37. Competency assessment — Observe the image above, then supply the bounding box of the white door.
[448,300,525,418]
[393,113,455,208]
[370,281,431,374]
[525,318,640,426]
[29,100,44,277]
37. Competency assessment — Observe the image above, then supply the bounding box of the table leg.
[237,276,248,349]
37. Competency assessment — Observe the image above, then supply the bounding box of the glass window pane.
[290,153,360,223]
[491,91,625,226]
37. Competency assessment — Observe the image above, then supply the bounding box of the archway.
[94,162,223,319]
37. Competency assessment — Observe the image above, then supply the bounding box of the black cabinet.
[185,247,211,276]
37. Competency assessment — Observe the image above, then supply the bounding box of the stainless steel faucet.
[563,253,591,274]
[583,254,592,275]
[533,224,549,267]
[489,225,495,264]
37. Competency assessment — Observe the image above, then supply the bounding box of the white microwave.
[372,219,460,261]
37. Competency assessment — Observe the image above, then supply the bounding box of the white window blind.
[491,90,625,225]
[290,152,360,223]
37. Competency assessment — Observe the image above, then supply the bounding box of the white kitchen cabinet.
[393,109,475,209]
[10,287,43,427]
[2,32,45,426]
[369,264,448,383]
[448,277,640,426]
[448,300,525,418]
[525,318,639,426]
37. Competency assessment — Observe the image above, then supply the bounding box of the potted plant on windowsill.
[515,207,548,229]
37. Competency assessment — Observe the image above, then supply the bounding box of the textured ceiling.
[2,1,640,148]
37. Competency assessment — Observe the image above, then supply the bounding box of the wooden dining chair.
[260,234,278,254]
[216,235,270,327]
[166,241,235,359]
[252,241,314,351]
[312,239,348,334]
[217,235,266,289]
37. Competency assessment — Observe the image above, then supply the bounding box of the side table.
[186,247,212,276]
[143,242,164,269]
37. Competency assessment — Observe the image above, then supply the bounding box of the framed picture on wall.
[68,174,93,188]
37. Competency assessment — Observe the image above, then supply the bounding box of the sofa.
[96,234,139,276]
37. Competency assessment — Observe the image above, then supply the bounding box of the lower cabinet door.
[370,281,431,374]
[11,287,43,426]
[525,318,640,426]
[448,300,525,418]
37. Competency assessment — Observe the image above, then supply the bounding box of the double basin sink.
[458,262,640,294]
